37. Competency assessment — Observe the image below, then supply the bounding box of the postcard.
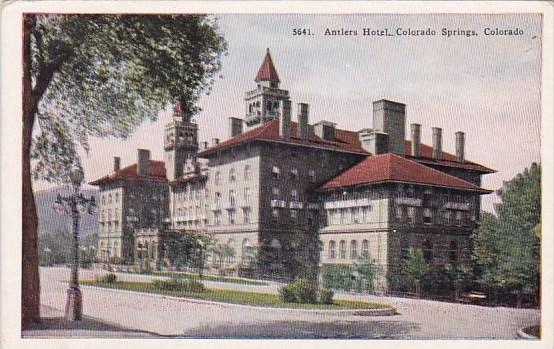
[1,1,552,348]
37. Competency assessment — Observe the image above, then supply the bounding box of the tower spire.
[255,48,280,83]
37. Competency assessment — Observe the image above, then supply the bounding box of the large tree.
[22,14,226,322]
[473,163,541,306]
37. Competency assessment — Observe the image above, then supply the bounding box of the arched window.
[269,239,281,264]
[423,239,433,262]
[308,169,316,183]
[448,240,459,262]
[328,241,336,259]
[362,239,369,258]
[339,240,346,259]
[108,194,113,203]
[115,193,119,203]
[350,240,358,260]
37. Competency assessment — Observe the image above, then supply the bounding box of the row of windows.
[272,166,316,183]
[102,192,166,205]
[327,206,372,225]
[213,188,252,207]
[272,187,300,201]
[395,206,467,226]
[213,208,252,225]
[327,239,370,260]
[271,209,315,224]
[214,165,252,185]
[400,239,460,263]
[101,192,120,205]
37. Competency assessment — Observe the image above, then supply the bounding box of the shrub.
[319,288,334,304]
[97,273,117,283]
[278,279,318,304]
[152,277,205,293]
[279,284,299,303]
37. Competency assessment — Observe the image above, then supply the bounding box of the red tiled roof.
[89,161,166,185]
[255,49,280,83]
[404,141,494,173]
[197,119,369,156]
[319,153,492,193]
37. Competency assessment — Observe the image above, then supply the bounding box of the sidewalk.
[21,306,160,338]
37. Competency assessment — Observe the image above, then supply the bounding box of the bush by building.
[152,276,206,293]
[278,279,318,304]
[319,288,334,304]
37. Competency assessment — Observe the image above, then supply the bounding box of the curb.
[81,284,396,316]
[517,327,539,340]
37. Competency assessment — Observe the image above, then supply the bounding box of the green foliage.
[152,276,206,293]
[403,248,430,295]
[27,14,227,182]
[322,257,381,293]
[473,163,541,301]
[38,231,97,266]
[321,265,353,291]
[354,256,382,293]
[96,273,117,283]
[278,279,318,304]
[165,232,213,271]
[319,288,334,304]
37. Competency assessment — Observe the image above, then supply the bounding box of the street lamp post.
[197,239,204,278]
[53,168,97,321]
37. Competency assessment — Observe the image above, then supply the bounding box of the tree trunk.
[22,14,41,324]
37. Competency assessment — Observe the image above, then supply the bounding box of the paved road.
[33,266,540,339]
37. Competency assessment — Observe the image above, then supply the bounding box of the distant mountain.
[34,185,99,236]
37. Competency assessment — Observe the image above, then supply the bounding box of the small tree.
[354,256,382,293]
[444,263,472,299]
[403,248,430,297]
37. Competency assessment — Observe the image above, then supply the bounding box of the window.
[291,189,299,202]
[362,239,369,258]
[407,207,416,224]
[215,171,221,185]
[244,188,251,204]
[455,211,463,226]
[290,168,298,180]
[244,165,251,180]
[449,240,459,262]
[115,193,120,203]
[423,240,433,262]
[396,206,403,221]
[229,190,236,208]
[114,208,119,220]
[226,239,235,263]
[423,208,432,224]
[444,210,452,225]
[328,241,336,259]
[228,210,235,225]
[229,168,236,182]
[340,209,346,225]
[102,195,106,205]
[351,207,360,224]
[242,239,254,264]
[339,240,346,259]
[272,166,281,180]
[214,211,221,225]
[272,209,279,221]
[308,169,316,183]
[108,209,112,221]
[272,187,280,200]
[350,240,358,260]
[214,192,221,208]
[243,208,251,223]
[362,206,370,223]
[401,240,410,260]
[108,194,112,204]
[290,209,298,221]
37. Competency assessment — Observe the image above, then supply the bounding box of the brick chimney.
[372,100,406,156]
[297,103,309,140]
[359,129,389,155]
[229,117,243,138]
[432,127,442,160]
[456,131,465,162]
[279,100,291,139]
[137,149,150,176]
[113,156,121,172]
[410,123,421,157]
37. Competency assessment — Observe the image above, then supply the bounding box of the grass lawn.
[122,270,269,286]
[82,281,389,310]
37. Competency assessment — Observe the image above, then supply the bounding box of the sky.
[34,14,542,213]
